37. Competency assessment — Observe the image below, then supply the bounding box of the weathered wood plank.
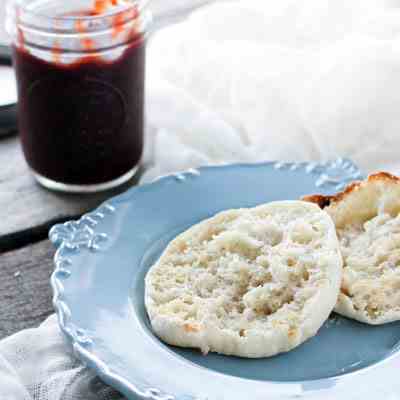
[0,240,54,340]
[0,136,141,252]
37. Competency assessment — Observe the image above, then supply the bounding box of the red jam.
[13,1,145,186]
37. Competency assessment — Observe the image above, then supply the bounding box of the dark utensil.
[0,44,12,66]
[0,44,17,137]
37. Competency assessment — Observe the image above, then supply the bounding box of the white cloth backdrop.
[3,0,400,398]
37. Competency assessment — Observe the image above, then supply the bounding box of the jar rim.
[6,0,152,54]
[7,0,149,23]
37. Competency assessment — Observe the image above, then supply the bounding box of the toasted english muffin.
[304,172,400,324]
[145,201,342,358]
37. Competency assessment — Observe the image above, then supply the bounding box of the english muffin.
[304,172,400,324]
[145,201,342,357]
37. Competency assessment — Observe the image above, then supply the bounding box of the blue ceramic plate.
[50,159,400,400]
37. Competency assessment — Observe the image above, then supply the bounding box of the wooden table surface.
[0,0,213,341]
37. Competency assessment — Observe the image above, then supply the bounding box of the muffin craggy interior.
[145,201,342,357]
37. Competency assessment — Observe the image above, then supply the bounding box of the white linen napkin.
[3,0,400,398]
[144,0,400,181]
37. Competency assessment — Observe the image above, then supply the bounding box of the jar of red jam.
[6,0,151,192]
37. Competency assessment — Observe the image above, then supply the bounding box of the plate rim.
[49,158,365,400]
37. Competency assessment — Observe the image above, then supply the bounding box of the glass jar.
[6,0,151,192]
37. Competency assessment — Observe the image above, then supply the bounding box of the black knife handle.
[0,45,12,66]
[0,44,17,137]
[0,103,17,137]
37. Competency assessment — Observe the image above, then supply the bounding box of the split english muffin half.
[304,172,400,325]
[145,201,342,358]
